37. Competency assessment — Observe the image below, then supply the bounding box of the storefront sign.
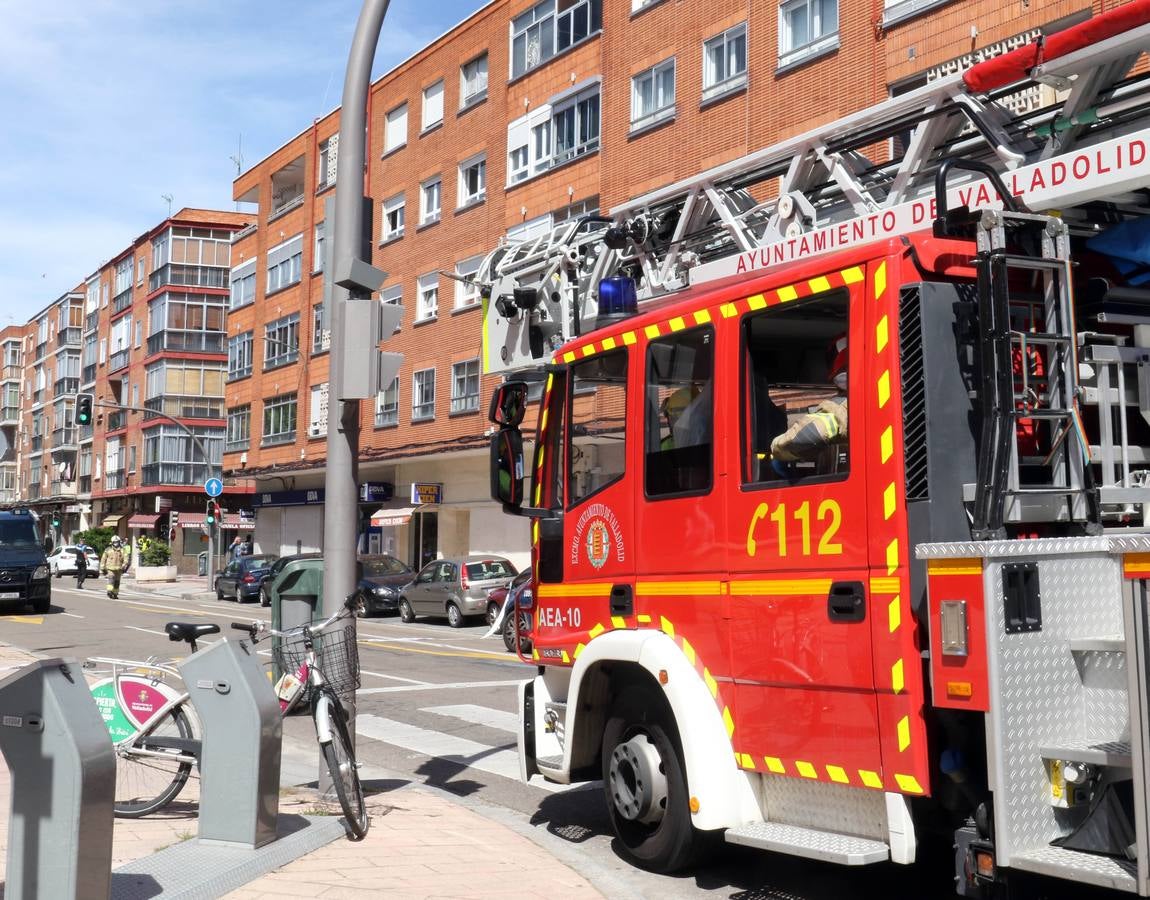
[359,482,395,503]
[410,483,443,505]
[253,488,326,508]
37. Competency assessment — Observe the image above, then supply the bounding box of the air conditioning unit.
[308,423,324,438]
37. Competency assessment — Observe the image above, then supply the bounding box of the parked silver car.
[398,555,518,628]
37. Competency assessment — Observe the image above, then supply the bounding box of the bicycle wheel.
[114,705,196,818]
[317,689,369,840]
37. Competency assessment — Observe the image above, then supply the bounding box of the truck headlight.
[32,565,49,580]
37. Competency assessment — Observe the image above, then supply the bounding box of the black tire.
[32,596,50,614]
[446,602,464,628]
[260,587,271,608]
[399,598,415,623]
[114,705,196,818]
[486,601,500,626]
[318,691,369,840]
[216,587,225,601]
[601,687,703,873]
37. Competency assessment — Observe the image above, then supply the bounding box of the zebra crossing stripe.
[421,704,519,732]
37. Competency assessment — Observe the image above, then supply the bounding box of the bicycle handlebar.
[231,593,362,645]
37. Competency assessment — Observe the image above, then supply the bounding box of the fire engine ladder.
[478,9,1150,378]
[934,160,1100,538]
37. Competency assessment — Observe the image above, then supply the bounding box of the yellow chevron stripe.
[644,324,661,339]
[777,284,798,303]
[897,715,911,752]
[888,596,901,633]
[601,336,616,350]
[765,756,786,774]
[883,482,897,520]
[693,309,712,325]
[669,316,686,331]
[796,760,817,779]
[588,623,605,639]
[875,260,887,299]
[891,658,905,693]
[860,770,883,789]
[723,707,734,737]
[581,344,595,357]
[895,774,924,794]
[808,275,831,294]
[622,331,637,345]
[886,539,899,575]
[878,370,891,408]
[747,294,767,310]
[681,638,696,666]
[611,616,626,629]
[721,302,738,318]
[842,266,865,284]
[876,314,889,352]
[826,765,849,784]
[880,425,893,463]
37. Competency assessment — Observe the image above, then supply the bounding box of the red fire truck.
[481,5,1150,894]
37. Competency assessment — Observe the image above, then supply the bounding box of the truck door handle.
[610,584,633,617]
[827,581,866,623]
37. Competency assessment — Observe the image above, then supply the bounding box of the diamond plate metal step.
[1039,740,1132,769]
[537,754,564,769]
[1010,846,1137,893]
[111,813,346,900]
[724,821,889,865]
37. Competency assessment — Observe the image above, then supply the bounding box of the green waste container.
[270,558,324,681]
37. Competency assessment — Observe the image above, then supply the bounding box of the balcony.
[144,396,224,421]
[54,376,79,398]
[269,193,305,222]
[112,288,133,314]
[146,330,225,355]
[82,364,96,385]
[141,461,215,487]
[106,410,126,432]
[50,480,77,498]
[2,365,20,381]
[0,406,17,424]
[56,327,81,348]
[109,349,130,374]
[104,468,126,490]
[148,264,228,293]
[52,426,76,448]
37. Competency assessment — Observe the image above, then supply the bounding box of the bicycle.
[231,592,369,840]
[86,621,220,818]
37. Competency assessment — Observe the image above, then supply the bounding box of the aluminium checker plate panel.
[759,772,888,841]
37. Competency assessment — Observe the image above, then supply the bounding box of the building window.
[308,382,329,438]
[230,259,256,310]
[422,80,444,131]
[383,194,405,241]
[381,285,403,335]
[264,313,300,369]
[778,0,839,69]
[313,221,325,273]
[703,22,747,100]
[506,84,600,185]
[262,394,298,446]
[226,405,250,451]
[631,58,676,131]
[454,256,482,310]
[312,304,331,354]
[144,360,226,420]
[511,0,602,79]
[385,103,407,153]
[417,274,439,322]
[460,53,488,108]
[458,155,486,208]
[318,134,338,189]
[228,332,253,380]
[450,359,480,414]
[375,376,399,427]
[266,234,303,294]
[412,369,435,421]
[420,177,442,225]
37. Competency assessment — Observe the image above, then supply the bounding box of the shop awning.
[370,504,416,527]
[222,513,255,531]
[101,515,123,528]
[178,513,206,527]
[126,514,161,530]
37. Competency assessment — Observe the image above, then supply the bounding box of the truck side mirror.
[490,428,524,508]
[488,381,528,428]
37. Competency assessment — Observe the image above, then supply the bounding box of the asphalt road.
[0,581,1130,900]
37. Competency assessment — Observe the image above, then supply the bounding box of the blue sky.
[0,0,486,326]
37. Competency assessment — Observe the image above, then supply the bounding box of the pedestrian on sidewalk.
[230,535,245,561]
[100,537,127,599]
[74,543,89,589]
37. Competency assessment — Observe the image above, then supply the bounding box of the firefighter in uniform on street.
[100,536,127,599]
[769,333,848,470]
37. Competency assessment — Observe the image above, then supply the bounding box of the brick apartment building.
[0,326,24,507]
[226,0,1105,571]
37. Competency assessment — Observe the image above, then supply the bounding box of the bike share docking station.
[0,658,116,900]
[177,636,282,847]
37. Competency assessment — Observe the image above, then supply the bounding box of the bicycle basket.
[272,624,360,701]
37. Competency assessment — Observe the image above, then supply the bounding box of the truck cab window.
[568,349,628,508]
[742,289,850,486]
[645,327,714,498]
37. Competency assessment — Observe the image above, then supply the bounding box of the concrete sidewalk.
[0,643,602,899]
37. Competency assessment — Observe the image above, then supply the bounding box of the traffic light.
[75,393,93,426]
[51,514,60,529]
[205,499,217,527]
[169,510,179,542]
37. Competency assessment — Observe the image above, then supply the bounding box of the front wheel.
[601,687,704,873]
[114,706,196,817]
[317,691,369,840]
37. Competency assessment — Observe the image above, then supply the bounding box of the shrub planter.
[135,565,178,582]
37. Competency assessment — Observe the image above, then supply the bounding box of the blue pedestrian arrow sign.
[204,478,223,498]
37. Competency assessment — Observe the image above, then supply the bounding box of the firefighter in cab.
[769,334,848,470]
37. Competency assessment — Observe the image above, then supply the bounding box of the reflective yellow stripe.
[644,324,661,339]
[875,315,889,352]
[588,623,605,639]
[601,337,616,350]
[842,266,865,284]
[895,774,924,794]
[537,583,614,598]
[886,539,899,575]
[897,715,911,752]
[870,577,899,594]
[883,482,896,520]
[874,260,887,299]
[796,760,817,779]
[859,770,883,789]
[731,579,833,596]
[888,596,901,633]
[610,616,626,629]
[880,425,894,463]
[891,659,905,693]
[681,638,696,666]
[926,558,983,576]
[562,351,576,363]
[703,667,718,697]
[722,707,735,737]
[622,331,637,345]
[764,756,786,774]
[720,302,739,318]
[669,316,686,331]
[636,581,724,596]
[747,294,767,310]
[826,765,849,784]
[660,616,675,637]
[693,309,712,325]
[877,370,891,408]
[777,284,799,303]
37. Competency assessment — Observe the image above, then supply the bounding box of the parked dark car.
[258,553,321,607]
[357,555,415,616]
[398,555,517,627]
[0,510,51,613]
[215,554,278,602]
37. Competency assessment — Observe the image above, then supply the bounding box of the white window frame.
[264,313,300,370]
[266,234,303,294]
[261,394,297,447]
[228,331,254,380]
[454,256,482,310]
[703,22,748,100]
[383,194,405,241]
[375,376,399,427]
[381,285,403,334]
[225,405,251,450]
[318,134,338,188]
[460,53,488,108]
[505,84,600,186]
[313,221,325,273]
[312,304,331,354]
[422,80,444,131]
[308,382,329,438]
[417,273,439,322]
[420,176,442,226]
[778,0,839,69]
[458,154,486,208]
[450,359,481,415]
[631,58,676,131]
[510,0,600,79]
[229,259,257,310]
[412,368,435,421]
[384,103,408,153]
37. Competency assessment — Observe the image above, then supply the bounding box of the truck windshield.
[0,520,40,550]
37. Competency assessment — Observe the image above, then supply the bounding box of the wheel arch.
[565,629,758,831]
